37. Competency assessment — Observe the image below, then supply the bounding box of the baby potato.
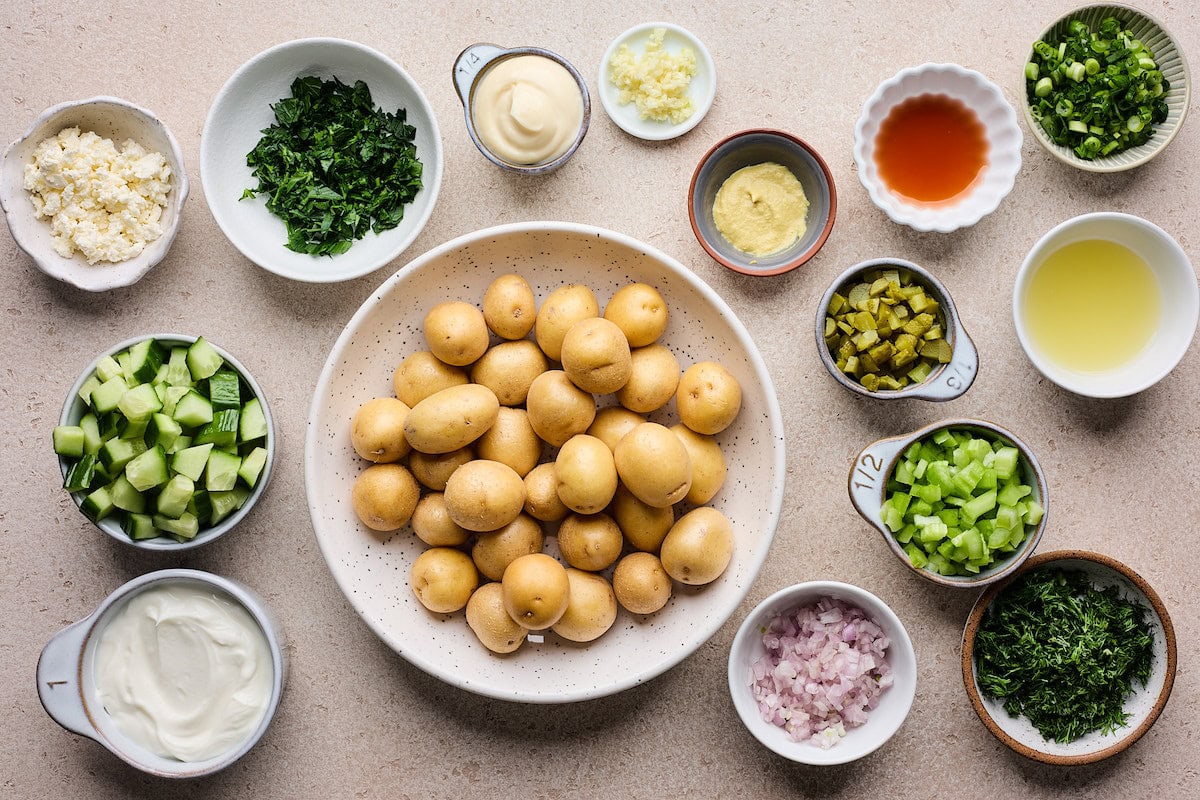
[409,446,474,491]
[551,570,617,643]
[482,273,536,340]
[475,407,542,478]
[410,548,478,613]
[443,459,526,532]
[424,301,490,366]
[670,424,728,505]
[352,463,419,531]
[535,284,599,361]
[613,422,692,509]
[502,553,570,630]
[472,513,545,581]
[555,434,618,515]
[557,513,623,572]
[350,397,411,463]
[677,362,742,435]
[404,384,500,454]
[466,582,526,654]
[523,463,569,522]
[411,493,469,547]
[612,552,673,615]
[587,406,645,452]
[659,507,734,586]
[560,318,632,395]
[470,340,549,406]
[525,370,596,447]
[611,486,674,552]
[393,351,469,408]
[616,345,680,413]
[604,283,668,347]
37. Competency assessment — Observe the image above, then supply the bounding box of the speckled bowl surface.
[0,96,189,291]
[306,221,786,703]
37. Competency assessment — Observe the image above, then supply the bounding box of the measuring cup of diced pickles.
[815,259,978,401]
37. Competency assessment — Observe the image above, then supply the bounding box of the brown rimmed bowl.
[848,419,1048,588]
[688,129,836,276]
[961,550,1177,764]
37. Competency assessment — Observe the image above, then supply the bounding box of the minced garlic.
[24,127,171,264]
[608,28,697,124]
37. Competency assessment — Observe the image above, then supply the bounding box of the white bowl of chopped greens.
[1023,5,1190,172]
[201,38,443,282]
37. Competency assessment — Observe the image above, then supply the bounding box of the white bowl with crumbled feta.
[1,96,188,291]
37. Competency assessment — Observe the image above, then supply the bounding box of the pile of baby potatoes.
[348,274,742,653]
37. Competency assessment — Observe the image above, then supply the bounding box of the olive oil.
[1023,239,1161,373]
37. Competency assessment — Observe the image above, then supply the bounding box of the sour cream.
[94,583,273,762]
[472,55,583,165]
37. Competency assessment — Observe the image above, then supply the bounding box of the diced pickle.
[921,338,954,364]
[828,293,847,315]
[847,283,871,310]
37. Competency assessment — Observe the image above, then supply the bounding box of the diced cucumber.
[167,434,193,455]
[117,415,148,440]
[81,485,115,521]
[77,375,102,407]
[117,382,163,421]
[208,370,241,410]
[153,363,169,385]
[166,347,191,386]
[94,355,122,382]
[209,487,251,524]
[80,414,102,454]
[98,412,121,441]
[187,337,224,381]
[99,437,148,473]
[110,474,146,513]
[53,426,85,457]
[117,351,135,384]
[125,445,170,491]
[205,448,242,491]
[171,443,214,481]
[238,446,268,488]
[146,413,183,450]
[172,390,213,428]
[194,409,240,447]
[90,376,129,414]
[156,474,195,518]
[121,512,158,540]
[153,512,199,539]
[239,397,267,442]
[161,385,190,417]
[127,338,166,384]
[64,454,98,493]
[189,490,214,524]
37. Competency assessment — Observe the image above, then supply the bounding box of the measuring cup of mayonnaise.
[37,569,287,778]
[453,43,591,173]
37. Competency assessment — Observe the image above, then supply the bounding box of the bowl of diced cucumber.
[848,419,1048,588]
[54,335,274,549]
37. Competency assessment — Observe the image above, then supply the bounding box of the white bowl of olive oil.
[1014,212,1198,398]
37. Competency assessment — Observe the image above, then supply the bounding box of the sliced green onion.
[1035,77,1054,97]
[1025,62,1039,81]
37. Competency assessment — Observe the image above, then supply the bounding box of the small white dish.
[598,22,716,141]
[0,96,189,292]
[1013,212,1198,398]
[728,581,917,765]
[853,63,1022,233]
[201,38,443,283]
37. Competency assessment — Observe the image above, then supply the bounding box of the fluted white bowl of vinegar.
[1014,212,1198,398]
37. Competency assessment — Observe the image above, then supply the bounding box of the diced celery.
[992,446,1020,480]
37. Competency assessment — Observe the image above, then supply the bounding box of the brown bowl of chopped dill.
[961,550,1176,765]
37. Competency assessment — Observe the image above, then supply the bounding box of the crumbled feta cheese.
[23,126,172,264]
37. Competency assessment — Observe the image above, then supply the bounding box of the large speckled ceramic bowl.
[306,221,786,703]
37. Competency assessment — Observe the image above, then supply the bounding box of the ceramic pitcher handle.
[847,433,913,529]
[903,328,979,402]
[37,617,96,739]
[452,43,505,107]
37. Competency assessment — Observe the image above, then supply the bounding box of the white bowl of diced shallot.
[727,581,917,765]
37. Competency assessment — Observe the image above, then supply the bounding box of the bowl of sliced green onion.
[1023,4,1190,171]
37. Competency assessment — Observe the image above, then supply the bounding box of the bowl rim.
[960,549,1178,765]
[1012,211,1199,398]
[1,95,190,292]
[304,220,788,703]
[1020,2,1192,173]
[596,21,717,141]
[727,580,917,765]
[200,36,444,283]
[687,128,838,276]
[848,418,1049,588]
[58,333,275,551]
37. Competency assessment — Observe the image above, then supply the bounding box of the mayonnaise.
[472,55,583,165]
[94,583,273,762]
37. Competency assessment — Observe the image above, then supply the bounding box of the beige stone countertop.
[2,0,1197,797]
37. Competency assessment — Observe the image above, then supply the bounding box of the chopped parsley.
[974,567,1154,743]
[241,76,423,257]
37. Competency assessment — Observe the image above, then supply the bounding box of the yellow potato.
[555,434,618,515]
[523,463,569,522]
[466,582,526,654]
[586,406,645,452]
[613,422,692,508]
[351,463,419,531]
[424,301,490,366]
[470,340,549,406]
[612,552,673,615]
[525,370,595,447]
[392,351,469,408]
[616,345,680,413]
[659,507,734,586]
[535,284,599,361]
[604,283,668,347]
[557,513,623,571]
[350,397,411,463]
[611,485,674,552]
[404,384,500,454]
[671,424,727,505]
[411,493,469,547]
[409,446,474,491]
[502,553,570,630]
[560,318,632,394]
[443,459,526,532]
[551,570,617,643]
[482,273,537,340]
[472,513,545,581]
[475,407,542,478]
[410,548,478,613]
[677,361,742,435]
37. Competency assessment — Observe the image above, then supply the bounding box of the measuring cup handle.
[452,43,505,107]
[37,618,96,739]
[847,434,912,527]
[905,328,979,402]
